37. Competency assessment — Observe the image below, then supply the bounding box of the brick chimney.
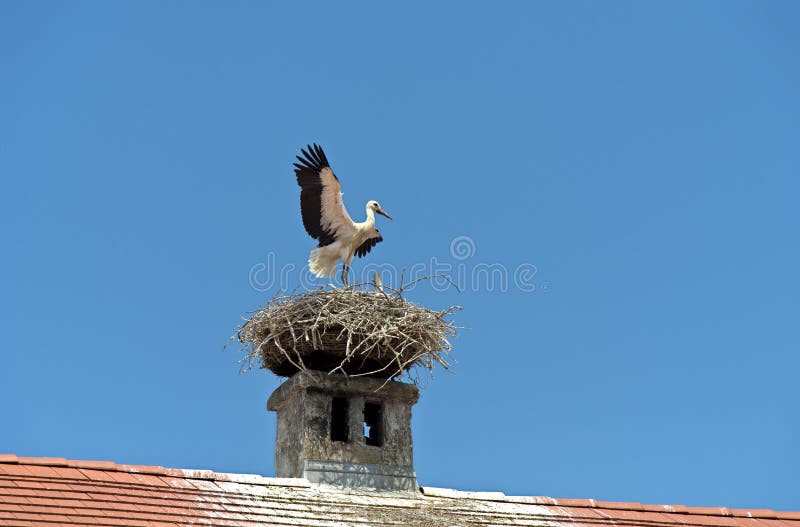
[267,371,419,494]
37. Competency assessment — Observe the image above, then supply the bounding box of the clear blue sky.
[2,0,798,512]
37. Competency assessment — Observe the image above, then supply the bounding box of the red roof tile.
[0,456,797,527]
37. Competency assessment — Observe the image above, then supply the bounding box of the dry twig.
[234,277,460,382]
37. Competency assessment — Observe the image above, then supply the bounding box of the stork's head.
[367,200,392,220]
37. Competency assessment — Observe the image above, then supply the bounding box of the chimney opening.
[330,397,349,442]
[363,402,383,447]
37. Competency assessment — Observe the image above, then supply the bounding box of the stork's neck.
[364,205,375,226]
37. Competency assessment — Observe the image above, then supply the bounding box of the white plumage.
[294,144,391,286]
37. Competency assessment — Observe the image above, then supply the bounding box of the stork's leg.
[341,264,350,287]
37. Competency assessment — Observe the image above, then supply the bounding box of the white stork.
[294,144,392,286]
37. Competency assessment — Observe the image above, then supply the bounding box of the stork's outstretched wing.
[355,232,383,258]
[294,144,356,247]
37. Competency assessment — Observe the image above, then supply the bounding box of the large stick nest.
[235,280,460,381]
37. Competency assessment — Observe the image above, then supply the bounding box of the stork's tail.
[308,248,338,279]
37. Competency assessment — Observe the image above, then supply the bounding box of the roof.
[0,455,798,527]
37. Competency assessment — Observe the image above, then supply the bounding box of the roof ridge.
[0,454,309,487]
[2,455,798,520]
[416,486,793,519]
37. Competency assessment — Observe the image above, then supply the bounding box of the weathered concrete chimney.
[267,371,419,494]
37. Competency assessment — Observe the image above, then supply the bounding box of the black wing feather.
[294,143,338,247]
[355,233,383,258]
